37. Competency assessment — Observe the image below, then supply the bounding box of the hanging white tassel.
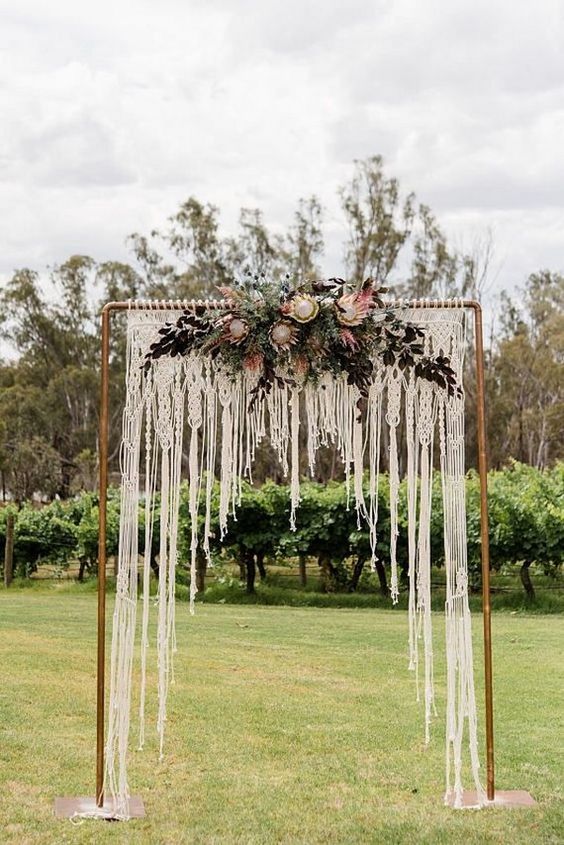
[352,387,367,528]
[267,378,290,475]
[244,373,260,480]
[333,377,356,510]
[155,365,174,763]
[186,359,203,614]
[290,386,301,530]
[218,374,234,539]
[386,372,402,604]
[105,316,144,819]
[168,365,187,681]
[318,372,337,446]
[138,372,156,752]
[367,374,384,568]
[304,384,320,476]
[405,371,420,694]
[416,379,437,744]
[438,332,484,807]
[203,362,217,561]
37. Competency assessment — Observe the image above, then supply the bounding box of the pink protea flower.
[335,291,373,326]
[356,286,376,308]
[339,329,360,351]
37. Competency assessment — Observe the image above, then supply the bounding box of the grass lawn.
[0,587,563,844]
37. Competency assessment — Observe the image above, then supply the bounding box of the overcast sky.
[1,0,564,300]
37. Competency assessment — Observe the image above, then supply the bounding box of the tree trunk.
[319,553,336,593]
[245,551,256,594]
[518,396,525,463]
[196,551,207,593]
[256,552,266,581]
[348,556,366,592]
[329,445,337,481]
[520,560,535,601]
[77,557,87,583]
[56,457,73,501]
[3,513,14,587]
[298,554,307,587]
[150,553,159,579]
[374,558,388,597]
[399,561,409,587]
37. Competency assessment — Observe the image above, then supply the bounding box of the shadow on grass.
[3,573,563,614]
[187,579,564,614]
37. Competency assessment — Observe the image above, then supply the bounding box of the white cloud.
[0,0,563,299]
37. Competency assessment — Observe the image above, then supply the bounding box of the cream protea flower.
[288,293,319,324]
[335,291,372,326]
[224,316,249,344]
[269,319,298,351]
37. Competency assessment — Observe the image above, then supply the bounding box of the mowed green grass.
[0,588,563,845]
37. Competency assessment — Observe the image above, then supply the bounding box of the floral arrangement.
[145,276,459,403]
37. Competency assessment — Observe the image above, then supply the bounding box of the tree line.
[0,155,562,500]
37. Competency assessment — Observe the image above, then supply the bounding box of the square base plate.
[54,796,145,820]
[446,790,536,809]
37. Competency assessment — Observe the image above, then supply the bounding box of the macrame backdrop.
[105,303,484,817]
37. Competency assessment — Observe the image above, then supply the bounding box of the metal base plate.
[446,790,536,809]
[54,796,145,820]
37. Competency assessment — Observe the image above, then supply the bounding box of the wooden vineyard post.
[4,512,14,588]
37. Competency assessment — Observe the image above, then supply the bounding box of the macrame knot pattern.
[105,304,484,819]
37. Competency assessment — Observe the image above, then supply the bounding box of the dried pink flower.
[339,329,359,351]
[293,354,310,376]
[243,351,264,372]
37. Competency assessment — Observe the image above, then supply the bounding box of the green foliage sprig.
[145,276,460,403]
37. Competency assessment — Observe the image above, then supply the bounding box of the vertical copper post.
[472,302,495,801]
[96,305,111,807]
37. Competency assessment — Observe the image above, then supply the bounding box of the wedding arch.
[55,279,535,820]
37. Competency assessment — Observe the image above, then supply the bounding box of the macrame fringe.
[105,306,484,817]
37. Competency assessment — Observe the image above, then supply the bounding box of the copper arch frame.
[95,298,495,807]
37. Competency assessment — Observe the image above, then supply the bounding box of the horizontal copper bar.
[103,298,482,313]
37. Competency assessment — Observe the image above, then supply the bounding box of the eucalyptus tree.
[0,257,99,497]
[488,271,564,468]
